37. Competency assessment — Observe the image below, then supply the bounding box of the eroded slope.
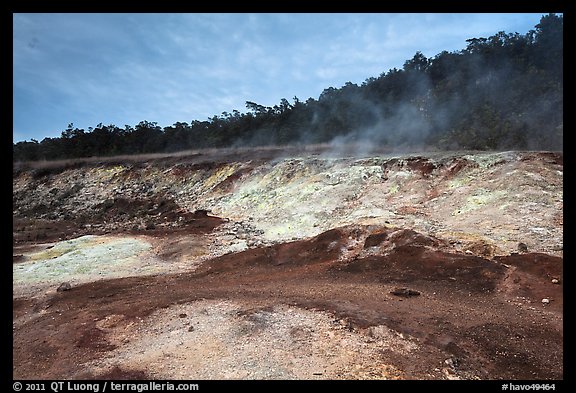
[13,149,563,380]
[14,150,562,255]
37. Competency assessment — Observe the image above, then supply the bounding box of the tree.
[245,101,268,116]
[403,51,429,72]
[13,14,563,160]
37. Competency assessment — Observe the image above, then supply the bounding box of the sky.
[13,13,548,143]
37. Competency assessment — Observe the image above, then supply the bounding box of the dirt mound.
[340,247,505,292]
[200,227,346,275]
[201,225,505,293]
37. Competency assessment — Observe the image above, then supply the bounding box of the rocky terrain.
[13,146,563,380]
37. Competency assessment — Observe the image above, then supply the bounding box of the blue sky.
[13,13,547,143]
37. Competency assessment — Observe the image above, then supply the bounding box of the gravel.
[88,300,415,380]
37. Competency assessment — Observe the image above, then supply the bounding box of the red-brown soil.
[13,225,562,380]
[13,149,563,380]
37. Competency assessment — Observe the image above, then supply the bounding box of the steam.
[307,52,563,157]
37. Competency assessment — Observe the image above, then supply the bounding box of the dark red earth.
[13,223,563,380]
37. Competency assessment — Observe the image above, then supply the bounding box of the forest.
[13,14,562,161]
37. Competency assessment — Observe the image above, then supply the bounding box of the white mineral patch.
[13,235,152,294]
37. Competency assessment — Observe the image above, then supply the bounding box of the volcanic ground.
[13,146,563,380]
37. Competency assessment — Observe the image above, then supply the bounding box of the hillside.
[13,148,563,380]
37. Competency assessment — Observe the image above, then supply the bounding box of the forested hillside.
[13,14,562,161]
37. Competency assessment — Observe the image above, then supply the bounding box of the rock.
[517,242,528,253]
[551,278,560,284]
[541,298,550,305]
[178,313,187,318]
[145,222,156,230]
[444,357,460,370]
[57,282,72,292]
[193,209,211,218]
[363,232,388,249]
[99,198,115,211]
[391,287,421,297]
[465,240,497,258]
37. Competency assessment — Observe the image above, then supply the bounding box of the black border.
[7,1,568,13]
